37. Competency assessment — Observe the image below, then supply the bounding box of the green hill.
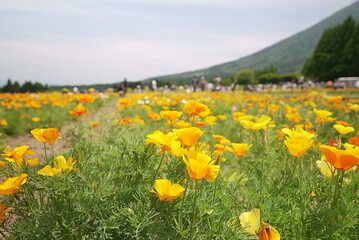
[143,1,359,85]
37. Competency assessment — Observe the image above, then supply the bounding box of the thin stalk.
[178,175,189,232]
[316,121,322,135]
[189,180,199,240]
[191,114,196,125]
[331,169,345,208]
[153,154,165,181]
[259,152,265,222]
[43,143,48,163]
[51,144,55,157]
[337,134,342,149]
[211,156,221,205]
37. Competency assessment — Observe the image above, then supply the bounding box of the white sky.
[0,0,357,85]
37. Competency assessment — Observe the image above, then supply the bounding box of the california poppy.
[150,179,185,201]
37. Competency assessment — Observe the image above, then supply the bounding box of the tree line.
[302,16,359,81]
[1,79,48,93]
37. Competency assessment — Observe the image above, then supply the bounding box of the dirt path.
[3,98,119,163]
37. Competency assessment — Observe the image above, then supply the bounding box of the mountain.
[142,1,359,84]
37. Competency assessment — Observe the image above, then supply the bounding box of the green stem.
[211,158,221,205]
[189,180,199,240]
[43,143,48,163]
[191,114,196,125]
[178,175,189,232]
[337,134,342,149]
[259,152,265,222]
[51,144,55,157]
[331,169,345,208]
[153,154,165,181]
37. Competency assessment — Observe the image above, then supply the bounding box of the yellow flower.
[146,131,178,153]
[31,128,61,145]
[217,114,227,120]
[316,160,335,178]
[314,108,335,123]
[320,145,359,171]
[0,120,8,126]
[281,127,315,141]
[240,115,271,130]
[205,116,217,125]
[1,145,37,167]
[183,152,219,182]
[259,222,280,240]
[239,208,260,235]
[173,127,204,147]
[284,138,313,158]
[230,143,252,157]
[31,117,41,122]
[174,120,192,128]
[160,110,182,122]
[169,141,187,157]
[183,100,209,116]
[37,155,77,176]
[150,179,185,201]
[333,124,355,135]
[0,204,12,223]
[0,174,28,195]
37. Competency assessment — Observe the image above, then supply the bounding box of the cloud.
[0,31,291,85]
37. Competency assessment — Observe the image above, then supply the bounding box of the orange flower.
[195,121,205,127]
[183,152,219,182]
[69,105,89,117]
[212,135,230,144]
[148,112,161,121]
[0,174,28,195]
[78,94,95,104]
[230,143,252,157]
[336,120,351,127]
[348,135,359,146]
[173,127,204,147]
[31,128,60,145]
[0,204,12,223]
[89,121,100,128]
[320,145,359,171]
[183,100,209,116]
[259,222,280,240]
[117,98,132,107]
[150,179,185,201]
[114,118,132,125]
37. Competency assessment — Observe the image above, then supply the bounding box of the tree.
[234,69,256,85]
[302,16,359,81]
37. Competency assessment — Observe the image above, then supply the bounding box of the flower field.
[0,89,359,239]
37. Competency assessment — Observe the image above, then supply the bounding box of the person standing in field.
[213,74,221,91]
[117,78,128,96]
[200,76,207,91]
[192,76,198,92]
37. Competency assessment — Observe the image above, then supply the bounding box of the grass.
[0,89,358,239]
